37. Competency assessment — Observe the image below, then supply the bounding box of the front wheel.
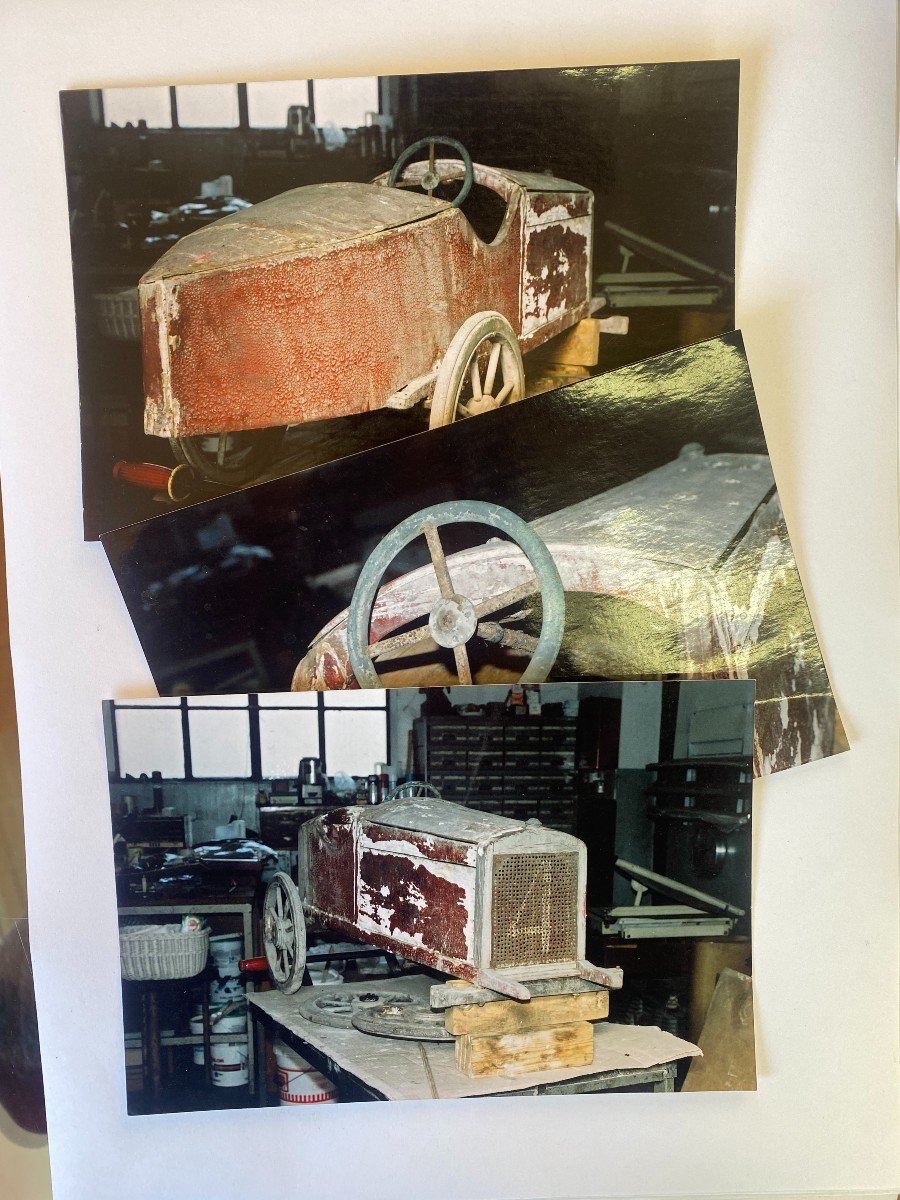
[263,872,306,994]
[170,425,286,485]
[429,312,525,429]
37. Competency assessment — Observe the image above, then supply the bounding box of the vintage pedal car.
[290,444,836,774]
[138,136,594,482]
[259,784,621,1000]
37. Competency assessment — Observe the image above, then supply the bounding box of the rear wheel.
[429,312,524,429]
[170,425,286,485]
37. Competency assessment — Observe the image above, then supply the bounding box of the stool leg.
[146,989,162,1102]
[202,988,212,1089]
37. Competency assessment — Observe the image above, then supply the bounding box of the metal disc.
[350,1001,454,1042]
[298,987,415,1030]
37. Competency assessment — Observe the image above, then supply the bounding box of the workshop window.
[109,692,389,780]
[258,694,319,778]
[323,692,388,777]
[174,84,240,129]
[313,77,379,129]
[102,86,173,129]
[246,80,310,129]
[186,697,252,778]
[114,703,185,777]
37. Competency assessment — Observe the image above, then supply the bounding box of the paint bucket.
[189,1011,247,1067]
[211,1042,249,1087]
[274,1039,337,1105]
[209,933,243,972]
[209,973,245,1007]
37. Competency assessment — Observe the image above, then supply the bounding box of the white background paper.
[0,2,897,1197]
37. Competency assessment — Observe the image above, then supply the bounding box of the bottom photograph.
[102,679,756,1113]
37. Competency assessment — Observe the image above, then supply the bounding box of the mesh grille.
[490,852,578,967]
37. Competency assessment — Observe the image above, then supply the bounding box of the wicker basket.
[119,924,210,981]
[92,287,141,341]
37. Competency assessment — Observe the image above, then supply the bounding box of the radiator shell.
[298,796,587,988]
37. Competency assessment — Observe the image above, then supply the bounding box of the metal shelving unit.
[415,714,577,831]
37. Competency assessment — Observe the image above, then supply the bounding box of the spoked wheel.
[346,500,565,689]
[263,872,306,994]
[387,136,474,208]
[170,425,286,485]
[430,312,525,429]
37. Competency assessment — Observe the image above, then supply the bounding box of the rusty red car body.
[297,793,619,1001]
[139,162,593,438]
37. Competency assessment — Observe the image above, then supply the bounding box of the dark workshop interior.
[108,678,754,1113]
[61,62,739,539]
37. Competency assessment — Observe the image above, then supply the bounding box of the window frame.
[100,78,382,132]
[107,694,390,782]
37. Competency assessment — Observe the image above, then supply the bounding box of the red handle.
[113,460,195,501]
[113,461,173,491]
[239,956,269,973]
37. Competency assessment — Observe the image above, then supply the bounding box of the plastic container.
[209,933,243,972]
[212,1042,249,1087]
[274,1039,337,1105]
[189,1011,247,1067]
[209,973,245,1007]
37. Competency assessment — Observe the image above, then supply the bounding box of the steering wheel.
[387,136,475,208]
[346,500,565,689]
[385,780,444,803]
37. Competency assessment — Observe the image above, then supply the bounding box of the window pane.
[176,84,239,128]
[186,694,248,707]
[323,691,387,709]
[116,707,184,778]
[246,80,308,128]
[188,710,251,777]
[258,692,317,707]
[260,710,319,777]
[103,86,172,129]
[313,77,378,129]
[324,710,387,776]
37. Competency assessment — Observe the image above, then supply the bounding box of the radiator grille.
[490,852,578,967]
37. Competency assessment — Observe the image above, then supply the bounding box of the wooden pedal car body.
[138,162,593,441]
[263,792,619,1001]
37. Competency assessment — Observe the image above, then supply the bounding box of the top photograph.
[60,60,739,540]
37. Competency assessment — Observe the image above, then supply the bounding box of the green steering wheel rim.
[347,500,565,688]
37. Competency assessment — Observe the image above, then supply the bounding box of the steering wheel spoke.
[422,522,456,598]
[452,643,473,686]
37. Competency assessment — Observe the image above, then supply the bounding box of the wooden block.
[533,317,601,367]
[445,989,609,1036]
[456,1021,594,1078]
[524,364,590,398]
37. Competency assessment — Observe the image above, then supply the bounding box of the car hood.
[141,182,451,282]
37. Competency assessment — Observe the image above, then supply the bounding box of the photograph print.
[61,60,739,538]
[107,679,755,1112]
[102,332,843,776]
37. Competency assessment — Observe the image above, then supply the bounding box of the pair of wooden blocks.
[447,988,610,1079]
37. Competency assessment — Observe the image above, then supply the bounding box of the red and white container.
[274,1039,337,1105]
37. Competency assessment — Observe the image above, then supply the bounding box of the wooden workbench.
[250,975,700,1101]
